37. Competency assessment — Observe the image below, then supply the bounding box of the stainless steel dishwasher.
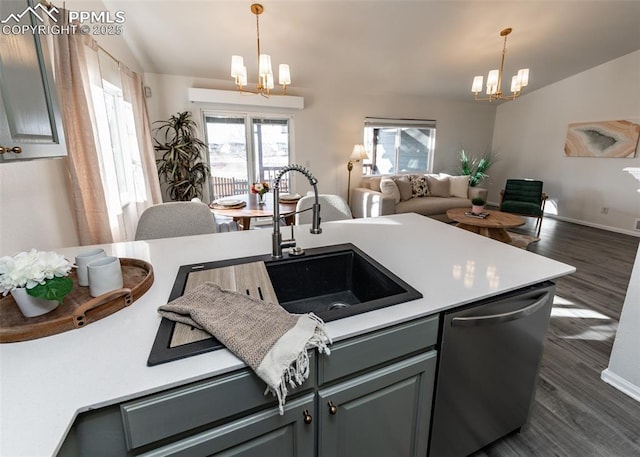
[429,281,556,457]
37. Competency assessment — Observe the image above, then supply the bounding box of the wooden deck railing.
[210,176,246,199]
[210,167,289,199]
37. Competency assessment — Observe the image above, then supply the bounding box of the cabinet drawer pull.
[0,146,22,154]
[328,401,338,415]
[303,409,312,424]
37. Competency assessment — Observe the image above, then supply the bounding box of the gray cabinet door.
[0,0,66,161]
[317,351,436,457]
[139,394,315,457]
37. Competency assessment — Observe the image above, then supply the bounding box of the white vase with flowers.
[251,181,270,205]
[0,249,73,317]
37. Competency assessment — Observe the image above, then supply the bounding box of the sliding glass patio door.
[204,113,291,200]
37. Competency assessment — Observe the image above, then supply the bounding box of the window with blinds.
[363,118,436,175]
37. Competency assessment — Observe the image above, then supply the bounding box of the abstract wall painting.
[564,120,640,158]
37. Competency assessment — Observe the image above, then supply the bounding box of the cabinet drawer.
[121,353,316,450]
[319,316,438,385]
[138,394,315,457]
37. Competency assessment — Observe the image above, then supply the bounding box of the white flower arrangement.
[251,181,270,196]
[0,249,73,303]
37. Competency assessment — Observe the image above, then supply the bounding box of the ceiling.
[101,1,640,102]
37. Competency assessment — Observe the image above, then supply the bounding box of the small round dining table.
[210,193,299,230]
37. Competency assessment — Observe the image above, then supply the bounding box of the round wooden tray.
[0,258,154,343]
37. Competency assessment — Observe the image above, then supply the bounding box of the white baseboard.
[601,369,640,402]
[548,214,640,237]
[481,203,639,237]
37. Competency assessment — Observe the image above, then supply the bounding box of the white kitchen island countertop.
[0,213,575,457]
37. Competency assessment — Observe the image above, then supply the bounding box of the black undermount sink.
[148,243,422,366]
[265,245,422,321]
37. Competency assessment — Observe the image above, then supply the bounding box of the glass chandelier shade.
[471,28,529,102]
[231,4,291,96]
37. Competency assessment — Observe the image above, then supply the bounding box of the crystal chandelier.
[231,4,291,97]
[471,28,529,102]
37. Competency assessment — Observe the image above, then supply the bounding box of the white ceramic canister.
[75,248,106,287]
[87,256,123,298]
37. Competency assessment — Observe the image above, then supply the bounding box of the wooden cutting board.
[169,261,278,348]
[0,258,154,343]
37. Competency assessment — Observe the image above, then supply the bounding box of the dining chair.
[499,179,548,237]
[134,202,236,241]
[295,194,353,225]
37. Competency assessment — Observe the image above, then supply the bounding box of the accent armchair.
[499,179,548,237]
[295,194,352,225]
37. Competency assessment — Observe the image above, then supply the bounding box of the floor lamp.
[347,144,368,205]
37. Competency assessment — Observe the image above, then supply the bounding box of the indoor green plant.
[0,249,73,317]
[154,111,210,201]
[471,196,486,214]
[459,149,496,187]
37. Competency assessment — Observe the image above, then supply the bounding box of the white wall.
[490,50,640,235]
[0,159,78,254]
[144,73,497,200]
[602,244,640,402]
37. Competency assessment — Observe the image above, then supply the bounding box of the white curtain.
[118,65,163,238]
[54,21,161,244]
[54,29,112,245]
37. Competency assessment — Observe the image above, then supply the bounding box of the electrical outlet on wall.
[635,219,640,231]
[601,207,609,215]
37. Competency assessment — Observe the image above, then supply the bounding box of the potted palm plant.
[459,149,496,187]
[154,111,210,201]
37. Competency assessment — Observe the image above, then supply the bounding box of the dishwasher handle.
[451,292,551,327]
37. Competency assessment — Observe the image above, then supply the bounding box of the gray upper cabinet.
[0,0,66,162]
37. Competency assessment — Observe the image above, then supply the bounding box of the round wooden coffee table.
[446,208,525,243]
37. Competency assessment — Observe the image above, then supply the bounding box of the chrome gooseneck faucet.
[272,164,321,258]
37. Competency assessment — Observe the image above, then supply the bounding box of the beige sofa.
[350,174,488,222]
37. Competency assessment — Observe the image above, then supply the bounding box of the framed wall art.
[564,120,640,158]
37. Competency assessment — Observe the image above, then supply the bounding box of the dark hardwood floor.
[471,217,640,457]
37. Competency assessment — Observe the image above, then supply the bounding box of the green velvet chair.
[499,179,548,237]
